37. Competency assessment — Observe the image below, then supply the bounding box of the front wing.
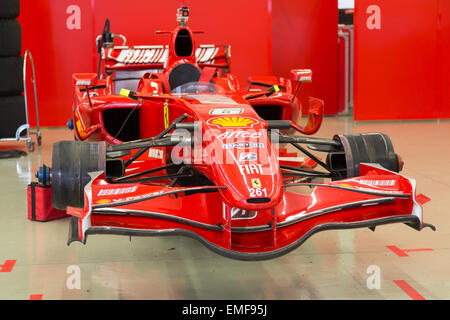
[66,164,434,260]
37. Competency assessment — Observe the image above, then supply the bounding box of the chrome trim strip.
[277,197,396,229]
[93,186,226,209]
[282,183,411,199]
[93,208,271,233]
[92,208,222,232]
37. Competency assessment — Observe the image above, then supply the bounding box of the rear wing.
[102,44,231,73]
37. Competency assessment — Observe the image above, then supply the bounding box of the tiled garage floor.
[0,117,448,300]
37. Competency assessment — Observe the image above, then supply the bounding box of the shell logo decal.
[207,116,257,128]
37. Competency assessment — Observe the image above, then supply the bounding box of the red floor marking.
[404,248,433,253]
[393,280,426,300]
[29,294,43,300]
[416,194,431,205]
[0,260,16,272]
[386,245,409,257]
[386,245,433,257]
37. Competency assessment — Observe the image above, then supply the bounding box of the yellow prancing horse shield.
[164,100,169,128]
[251,178,262,188]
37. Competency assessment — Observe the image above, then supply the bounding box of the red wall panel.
[19,0,94,127]
[20,0,273,126]
[271,0,338,115]
[92,0,272,87]
[354,0,442,120]
[182,0,272,86]
[439,0,450,118]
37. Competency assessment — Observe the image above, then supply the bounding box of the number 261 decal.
[249,188,268,197]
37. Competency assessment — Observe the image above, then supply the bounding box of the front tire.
[51,141,105,210]
[335,133,400,178]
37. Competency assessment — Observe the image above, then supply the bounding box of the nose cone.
[206,128,283,210]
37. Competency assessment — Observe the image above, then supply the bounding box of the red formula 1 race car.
[37,7,434,260]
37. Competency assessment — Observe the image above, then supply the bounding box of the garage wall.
[19,0,273,126]
[354,0,450,120]
[272,0,339,115]
[92,0,272,87]
[19,0,338,126]
[18,0,94,127]
[439,0,450,118]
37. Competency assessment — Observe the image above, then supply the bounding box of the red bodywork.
[72,21,322,145]
[65,14,431,260]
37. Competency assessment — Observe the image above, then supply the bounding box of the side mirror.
[73,73,98,87]
[289,69,321,135]
[291,69,312,83]
[291,97,324,135]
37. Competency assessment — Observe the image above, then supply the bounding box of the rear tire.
[51,141,105,210]
[0,0,21,19]
[0,56,23,96]
[0,95,26,138]
[0,19,21,56]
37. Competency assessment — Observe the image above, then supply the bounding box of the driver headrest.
[168,63,201,90]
